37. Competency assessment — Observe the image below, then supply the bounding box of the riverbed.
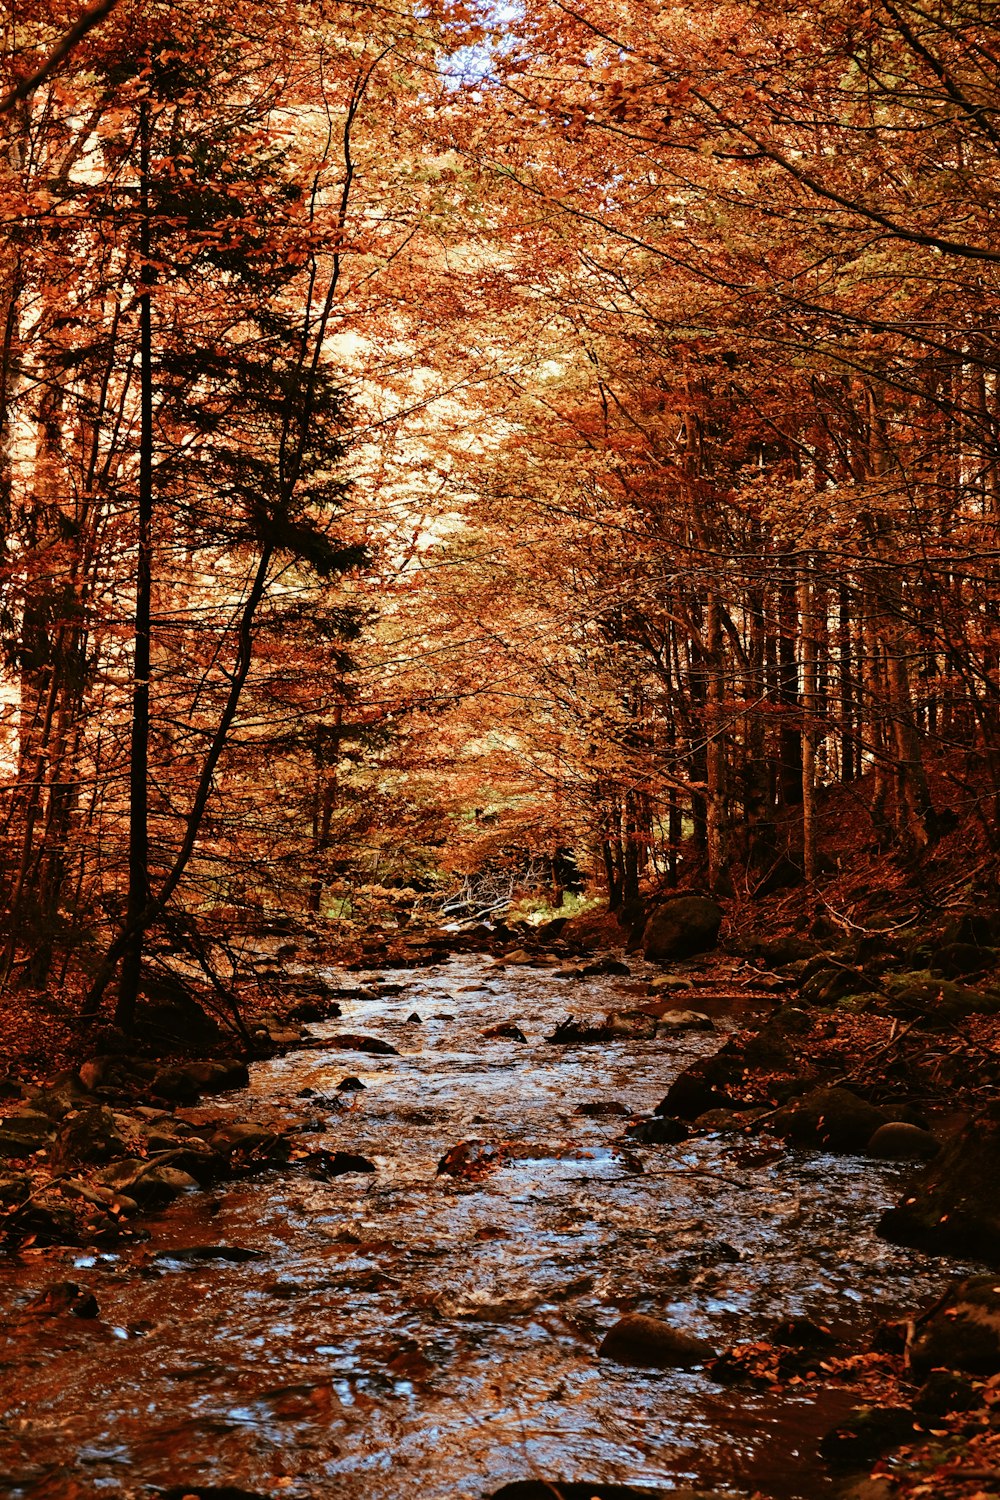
[0,954,958,1499]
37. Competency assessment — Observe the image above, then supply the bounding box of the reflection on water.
[0,955,950,1499]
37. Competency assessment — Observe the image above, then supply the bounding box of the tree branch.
[0,0,119,118]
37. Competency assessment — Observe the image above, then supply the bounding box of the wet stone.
[819,1406,915,1471]
[599,1312,717,1369]
[908,1275,1000,1376]
[768,1086,891,1153]
[481,1023,528,1042]
[326,1033,400,1055]
[336,1076,365,1091]
[24,1280,99,1318]
[867,1121,938,1161]
[311,1150,377,1177]
[624,1116,690,1145]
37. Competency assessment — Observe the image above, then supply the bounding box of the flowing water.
[0,954,959,1499]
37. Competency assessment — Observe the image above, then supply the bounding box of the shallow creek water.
[0,954,962,1500]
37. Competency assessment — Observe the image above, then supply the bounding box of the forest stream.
[0,953,966,1500]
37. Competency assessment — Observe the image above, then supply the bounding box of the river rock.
[819,1406,915,1470]
[55,1105,129,1164]
[655,1057,739,1119]
[287,996,343,1022]
[582,957,631,977]
[642,896,723,964]
[0,1109,55,1157]
[208,1122,288,1160]
[655,1010,715,1034]
[599,1313,716,1369]
[912,1368,982,1416]
[883,970,1000,1023]
[576,1100,629,1117]
[908,1276,1000,1376]
[62,1177,138,1215]
[481,1023,528,1042]
[309,1149,377,1176]
[337,1076,365,1091]
[326,1034,400,1055]
[625,1116,690,1145]
[0,1171,30,1204]
[151,1066,202,1104]
[867,1122,938,1161]
[878,1105,1000,1259]
[181,1059,251,1091]
[25,1280,99,1319]
[95,1158,199,1205]
[768,1086,889,1153]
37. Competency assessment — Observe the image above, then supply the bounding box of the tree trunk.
[799,569,818,884]
[116,100,154,1031]
[705,591,732,895]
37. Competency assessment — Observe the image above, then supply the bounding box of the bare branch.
[0,0,119,118]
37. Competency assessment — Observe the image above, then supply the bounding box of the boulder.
[867,1122,938,1161]
[0,1109,55,1158]
[908,1276,1000,1376]
[656,1060,738,1119]
[647,974,695,994]
[55,1105,129,1165]
[642,896,722,965]
[151,1066,203,1104]
[878,1106,1000,1260]
[25,1281,99,1319]
[819,1406,915,1471]
[208,1122,288,1160]
[181,1059,250,1091]
[799,965,872,1008]
[768,1086,889,1153]
[599,1313,716,1369]
[655,1011,715,1034]
[481,1023,528,1042]
[625,1116,690,1145]
[581,957,631,977]
[313,1150,377,1176]
[912,1368,982,1416]
[883,971,1000,1023]
[932,942,998,978]
[95,1158,199,1206]
[325,1034,399,1055]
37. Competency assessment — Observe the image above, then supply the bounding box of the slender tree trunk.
[799,569,818,884]
[116,99,153,1031]
[778,577,802,805]
[705,591,732,895]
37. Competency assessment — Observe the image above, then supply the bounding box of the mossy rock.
[769,1086,890,1153]
[799,965,872,1007]
[879,1106,1000,1260]
[883,971,1000,1021]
